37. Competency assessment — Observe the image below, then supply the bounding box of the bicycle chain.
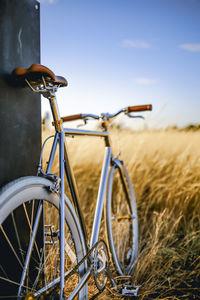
[50,239,105,295]
[62,239,124,294]
[50,238,139,298]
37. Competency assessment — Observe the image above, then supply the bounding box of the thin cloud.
[136,78,159,85]
[122,39,152,49]
[180,43,200,52]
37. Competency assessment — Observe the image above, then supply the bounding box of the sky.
[39,0,200,129]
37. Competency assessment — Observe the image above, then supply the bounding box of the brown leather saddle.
[12,64,68,87]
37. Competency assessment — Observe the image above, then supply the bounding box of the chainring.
[93,241,109,291]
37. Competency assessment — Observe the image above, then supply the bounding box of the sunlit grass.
[43,127,200,299]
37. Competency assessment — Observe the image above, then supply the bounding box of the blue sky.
[39,0,200,128]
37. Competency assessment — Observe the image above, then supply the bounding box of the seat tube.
[48,94,65,298]
[59,129,65,299]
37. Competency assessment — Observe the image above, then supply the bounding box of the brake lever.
[126,113,145,120]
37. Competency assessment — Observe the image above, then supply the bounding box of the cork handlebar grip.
[61,114,83,122]
[127,104,152,113]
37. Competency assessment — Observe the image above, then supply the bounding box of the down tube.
[90,147,112,247]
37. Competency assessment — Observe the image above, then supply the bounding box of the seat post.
[48,94,63,133]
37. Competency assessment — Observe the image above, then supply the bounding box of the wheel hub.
[25,293,36,300]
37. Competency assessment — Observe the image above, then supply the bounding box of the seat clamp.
[52,119,63,131]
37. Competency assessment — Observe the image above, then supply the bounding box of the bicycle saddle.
[12,64,68,87]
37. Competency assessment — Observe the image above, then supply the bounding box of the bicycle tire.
[106,162,138,275]
[0,176,88,299]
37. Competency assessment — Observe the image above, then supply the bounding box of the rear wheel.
[0,176,88,299]
[106,162,138,275]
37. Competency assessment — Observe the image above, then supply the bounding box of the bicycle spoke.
[33,253,49,290]
[0,296,26,299]
[0,264,9,287]
[31,250,44,291]
[44,202,54,286]
[22,202,40,259]
[11,212,25,264]
[32,235,57,289]
[0,175,88,298]
[0,225,23,270]
[0,225,36,295]
[53,240,59,281]
[65,236,77,264]
[0,275,33,291]
[0,297,23,299]
[32,221,63,290]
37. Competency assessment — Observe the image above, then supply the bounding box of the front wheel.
[0,176,88,299]
[106,161,138,275]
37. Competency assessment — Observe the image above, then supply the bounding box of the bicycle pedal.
[120,285,140,297]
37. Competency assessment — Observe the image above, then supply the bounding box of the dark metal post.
[0,1,41,297]
[0,0,41,187]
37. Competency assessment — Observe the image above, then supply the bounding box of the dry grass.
[42,127,200,299]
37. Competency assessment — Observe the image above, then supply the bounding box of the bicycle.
[0,64,152,299]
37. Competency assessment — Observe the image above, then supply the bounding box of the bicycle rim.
[0,176,88,299]
[106,163,138,275]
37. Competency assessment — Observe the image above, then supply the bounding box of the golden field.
[43,127,200,299]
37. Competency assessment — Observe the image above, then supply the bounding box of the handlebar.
[127,104,152,112]
[61,104,152,123]
[62,114,83,122]
[61,113,99,123]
